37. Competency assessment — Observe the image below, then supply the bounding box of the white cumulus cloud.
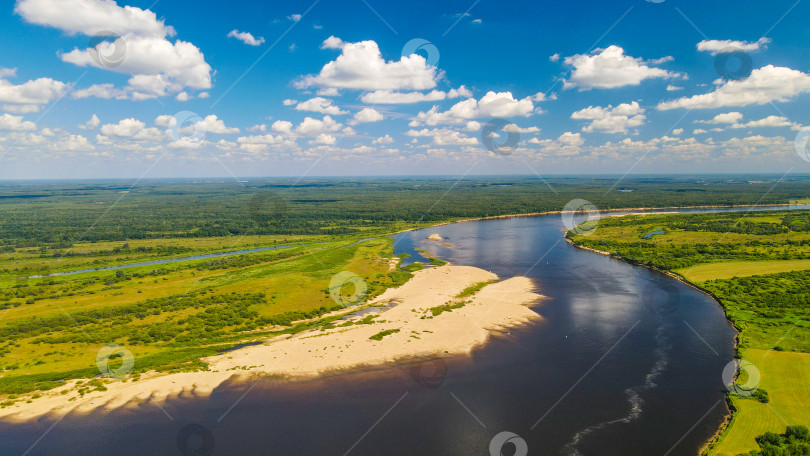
[696,37,771,55]
[571,101,645,133]
[297,37,441,91]
[564,45,677,90]
[227,29,265,46]
[658,65,810,110]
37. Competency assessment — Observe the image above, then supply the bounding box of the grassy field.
[0,233,413,399]
[712,350,810,456]
[568,210,810,455]
[676,259,810,282]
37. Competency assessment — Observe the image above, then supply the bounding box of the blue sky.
[1,0,810,178]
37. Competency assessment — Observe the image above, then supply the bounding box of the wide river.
[1,205,804,456]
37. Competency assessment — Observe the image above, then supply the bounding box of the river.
[1,205,805,456]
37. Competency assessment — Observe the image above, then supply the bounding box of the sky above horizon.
[2,0,810,179]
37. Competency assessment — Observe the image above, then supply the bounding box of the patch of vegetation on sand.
[369,329,400,341]
[456,280,497,298]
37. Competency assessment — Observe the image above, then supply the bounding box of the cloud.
[666,85,683,91]
[51,134,94,151]
[658,65,810,110]
[697,37,771,55]
[503,124,540,133]
[154,115,176,127]
[100,118,162,139]
[733,115,794,129]
[17,0,212,99]
[549,53,560,62]
[294,97,348,115]
[3,104,40,114]
[227,29,265,46]
[0,68,17,78]
[0,113,36,131]
[360,86,472,104]
[350,108,384,125]
[15,0,173,37]
[413,91,535,125]
[79,114,100,130]
[297,37,441,91]
[194,115,239,134]
[563,45,677,90]
[72,83,127,99]
[0,77,66,105]
[288,14,302,22]
[557,131,584,146]
[406,128,479,146]
[672,128,683,135]
[571,101,645,133]
[696,112,744,124]
[311,133,336,145]
[372,134,394,144]
[295,115,342,136]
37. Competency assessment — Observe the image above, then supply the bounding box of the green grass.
[710,350,810,456]
[369,329,400,341]
[455,280,496,298]
[0,235,409,395]
[429,300,469,317]
[676,259,810,282]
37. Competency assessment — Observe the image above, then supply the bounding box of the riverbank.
[0,265,543,422]
[418,203,804,230]
[564,236,739,454]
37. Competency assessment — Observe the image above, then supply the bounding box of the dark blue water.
[2,206,801,456]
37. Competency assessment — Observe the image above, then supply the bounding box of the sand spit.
[0,265,543,422]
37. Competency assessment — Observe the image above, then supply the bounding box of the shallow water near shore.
[1,205,804,456]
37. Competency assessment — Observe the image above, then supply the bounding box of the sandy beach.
[0,265,543,422]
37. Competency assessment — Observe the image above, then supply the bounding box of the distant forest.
[1,175,808,246]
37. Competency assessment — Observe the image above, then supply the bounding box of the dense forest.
[1,175,808,247]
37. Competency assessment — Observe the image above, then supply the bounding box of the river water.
[1,205,804,456]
